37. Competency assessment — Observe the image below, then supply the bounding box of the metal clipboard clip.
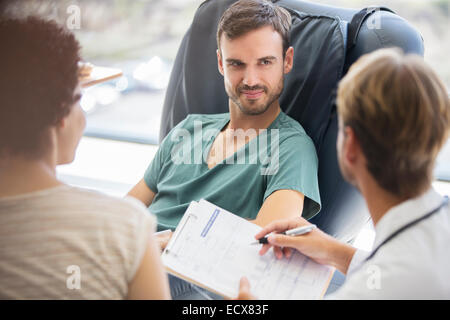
[164,209,198,256]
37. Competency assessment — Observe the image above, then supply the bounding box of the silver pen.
[250,224,316,245]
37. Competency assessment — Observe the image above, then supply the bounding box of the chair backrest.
[159,0,424,242]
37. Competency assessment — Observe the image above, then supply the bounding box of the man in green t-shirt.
[129,0,320,234]
[127,0,321,299]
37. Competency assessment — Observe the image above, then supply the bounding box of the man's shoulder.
[275,112,307,133]
[273,113,315,150]
[272,112,313,144]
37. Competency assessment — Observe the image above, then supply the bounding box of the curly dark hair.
[0,16,81,158]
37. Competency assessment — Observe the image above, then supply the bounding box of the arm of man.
[127,180,173,250]
[127,178,156,207]
[250,132,321,227]
[249,189,305,227]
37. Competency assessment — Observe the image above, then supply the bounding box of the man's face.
[217,25,293,116]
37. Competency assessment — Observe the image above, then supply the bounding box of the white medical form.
[162,199,334,299]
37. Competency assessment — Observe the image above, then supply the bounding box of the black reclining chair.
[159,0,424,243]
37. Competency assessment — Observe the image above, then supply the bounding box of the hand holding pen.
[253,217,341,264]
[251,224,316,245]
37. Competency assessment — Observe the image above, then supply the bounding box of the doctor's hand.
[235,277,257,300]
[255,217,354,273]
[155,230,173,251]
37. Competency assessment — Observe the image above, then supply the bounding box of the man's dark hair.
[0,17,81,158]
[217,0,292,58]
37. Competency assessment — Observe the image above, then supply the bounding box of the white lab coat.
[328,188,450,299]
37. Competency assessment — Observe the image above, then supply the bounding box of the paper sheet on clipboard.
[162,199,334,299]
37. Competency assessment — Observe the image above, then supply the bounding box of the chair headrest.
[279,8,347,150]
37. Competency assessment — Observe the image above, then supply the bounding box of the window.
[4,0,204,145]
[74,0,205,144]
[314,0,450,181]
[5,0,449,181]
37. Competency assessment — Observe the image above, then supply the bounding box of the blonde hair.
[337,48,450,198]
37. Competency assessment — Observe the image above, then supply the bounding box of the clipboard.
[162,200,335,300]
[163,202,232,298]
[80,65,123,88]
[163,202,234,298]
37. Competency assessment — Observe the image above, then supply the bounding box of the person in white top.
[0,17,170,299]
[237,48,450,299]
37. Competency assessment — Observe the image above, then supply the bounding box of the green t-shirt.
[144,111,321,231]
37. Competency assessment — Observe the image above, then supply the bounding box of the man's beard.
[227,78,284,116]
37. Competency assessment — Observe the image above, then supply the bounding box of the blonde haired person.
[238,48,450,299]
[0,17,170,300]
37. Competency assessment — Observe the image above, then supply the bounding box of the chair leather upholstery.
[159,0,424,242]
